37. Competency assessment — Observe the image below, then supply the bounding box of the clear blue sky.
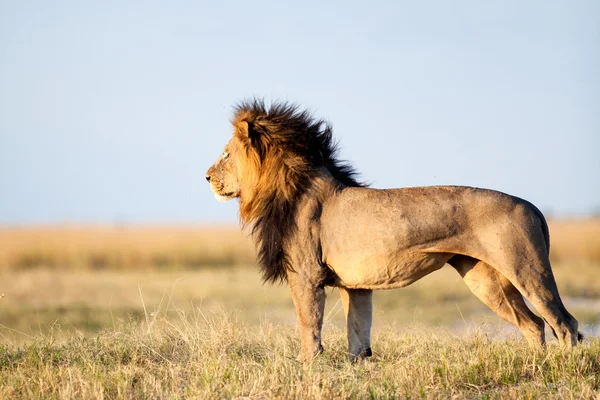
[1,0,598,224]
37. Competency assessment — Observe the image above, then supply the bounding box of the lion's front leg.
[287,271,325,362]
[339,287,373,361]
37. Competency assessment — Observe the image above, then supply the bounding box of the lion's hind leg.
[505,271,579,348]
[486,247,580,348]
[448,255,545,347]
[339,287,373,361]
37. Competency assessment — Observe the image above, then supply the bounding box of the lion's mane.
[232,100,364,283]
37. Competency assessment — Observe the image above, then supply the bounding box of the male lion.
[206,100,581,361]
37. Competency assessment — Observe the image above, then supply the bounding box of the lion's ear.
[237,120,260,144]
[236,119,266,159]
[237,120,250,138]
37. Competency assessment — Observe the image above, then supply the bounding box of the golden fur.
[207,100,581,361]
[209,100,362,283]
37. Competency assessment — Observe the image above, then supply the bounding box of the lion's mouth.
[214,193,235,202]
[211,188,236,202]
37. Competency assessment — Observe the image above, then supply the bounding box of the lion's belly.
[319,186,496,289]
[327,250,452,289]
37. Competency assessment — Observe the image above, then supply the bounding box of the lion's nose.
[205,175,211,182]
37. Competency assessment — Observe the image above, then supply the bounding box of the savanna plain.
[0,220,599,399]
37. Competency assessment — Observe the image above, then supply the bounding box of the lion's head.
[206,99,363,282]
[205,135,244,203]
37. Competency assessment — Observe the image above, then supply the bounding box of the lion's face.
[205,137,243,202]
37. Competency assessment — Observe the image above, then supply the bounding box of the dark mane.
[233,99,364,283]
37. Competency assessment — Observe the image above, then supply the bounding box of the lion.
[205,100,581,362]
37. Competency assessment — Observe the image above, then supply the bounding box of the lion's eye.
[223,152,229,160]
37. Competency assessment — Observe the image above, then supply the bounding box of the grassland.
[0,220,599,398]
[1,263,599,339]
[1,219,598,270]
[0,225,255,270]
[1,315,599,399]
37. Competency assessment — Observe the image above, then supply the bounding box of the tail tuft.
[578,332,584,343]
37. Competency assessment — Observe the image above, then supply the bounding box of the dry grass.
[1,221,599,398]
[0,225,254,270]
[548,219,600,263]
[1,262,598,339]
[0,312,599,399]
[1,219,598,270]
